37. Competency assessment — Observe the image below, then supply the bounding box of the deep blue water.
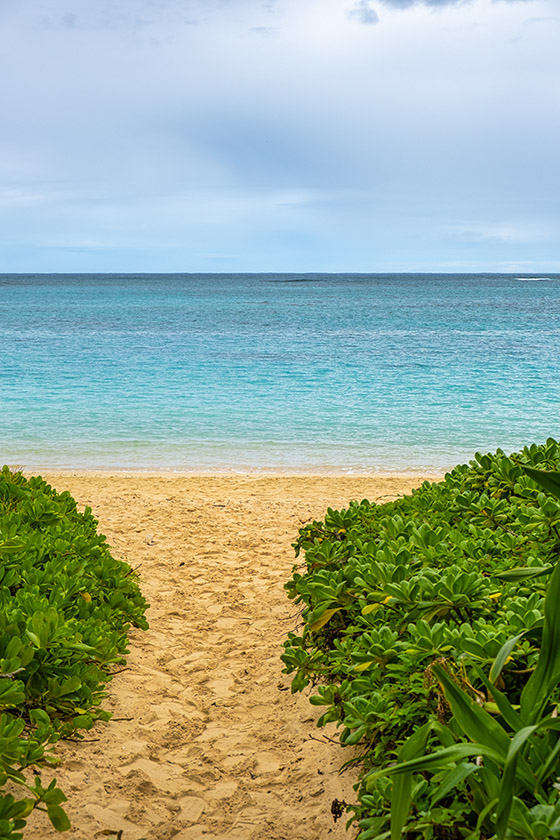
[1,272,559,472]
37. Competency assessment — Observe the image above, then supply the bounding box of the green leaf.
[0,540,25,554]
[9,798,35,820]
[474,666,523,733]
[365,743,505,787]
[432,665,510,754]
[493,718,560,837]
[29,708,51,727]
[430,762,479,806]
[353,660,374,673]
[489,632,530,683]
[434,665,537,793]
[58,675,82,697]
[521,558,560,723]
[508,797,537,837]
[494,566,553,582]
[47,803,71,832]
[0,679,25,706]
[308,607,342,632]
[495,725,538,840]
[534,731,560,787]
[42,786,68,806]
[390,722,432,840]
[522,467,560,501]
[473,796,500,835]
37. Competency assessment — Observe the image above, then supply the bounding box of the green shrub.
[0,467,148,838]
[282,438,560,839]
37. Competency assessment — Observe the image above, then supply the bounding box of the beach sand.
[24,472,440,840]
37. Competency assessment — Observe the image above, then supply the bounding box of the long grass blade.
[365,743,505,789]
[433,664,510,752]
[535,732,560,786]
[434,664,536,792]
[494,566,553,582]
[390,722,432,840]
[495,726,538,840]
[520,559,560,723]
[430,762,479,806]
[473,797,499,835]
[474,666,523,733]
[489,632,529,683]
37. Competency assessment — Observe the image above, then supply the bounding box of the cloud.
[347,0,539,26]
[376,0,462,7]
[0,189,49,208]
[0,0,557,272]
[450,222,549,244]
[348,0,380,22]
[249,25,278,35]
[526,14,560,24]
[60,11,77,29]
[27,1,203,34]
[376,0,535,6]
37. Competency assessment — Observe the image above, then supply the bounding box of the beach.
[23,471,440,840]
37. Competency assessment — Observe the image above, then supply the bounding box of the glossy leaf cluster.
[282,439,560,839]
[0,467,148,838]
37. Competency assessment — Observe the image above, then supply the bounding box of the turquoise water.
[1,273,559,472]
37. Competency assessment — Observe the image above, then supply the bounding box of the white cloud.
[450,222,553,244]
[347,0,380,23]
[0,0,558,270]
[376,0,535,6]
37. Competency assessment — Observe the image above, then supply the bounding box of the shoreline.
[18,466,448,479]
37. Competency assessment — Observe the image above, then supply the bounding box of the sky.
[1,0,559,273]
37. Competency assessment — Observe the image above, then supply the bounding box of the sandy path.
[25,473,435,840]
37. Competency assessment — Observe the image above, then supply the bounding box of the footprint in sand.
[26,473,430,839]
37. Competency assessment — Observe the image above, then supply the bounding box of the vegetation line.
[0,466,148,838]
[283,438,560,839]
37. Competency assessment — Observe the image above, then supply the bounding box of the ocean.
[1,273,559,473]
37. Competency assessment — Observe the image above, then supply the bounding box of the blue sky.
[1,0,558,272]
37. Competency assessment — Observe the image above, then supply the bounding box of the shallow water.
[2,272,559,472]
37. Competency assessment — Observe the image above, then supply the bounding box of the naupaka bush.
[282,439,560,839]
[0,467,148,838]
